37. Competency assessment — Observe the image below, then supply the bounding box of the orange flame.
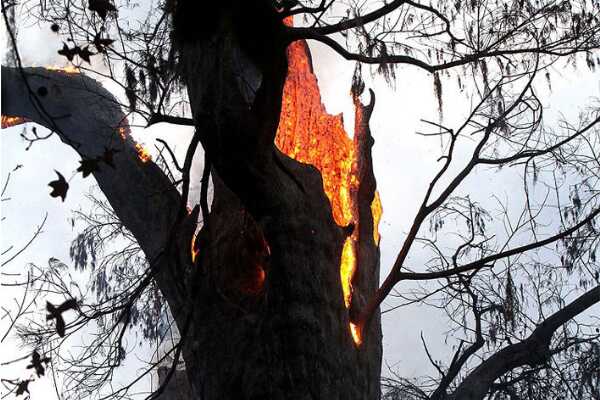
[117,122,151,163]
[275,38,369,344]
[350,322,362,345]
[117,126,128,140]
[191,234,200,263]
[371,192,382,245]
[340,238,356,307]
[44,65,80,74]
[1,115,26,128]
[135,143,152,163]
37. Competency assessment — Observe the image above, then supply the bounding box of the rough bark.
[2,5,384,397]
[171,3,382,399]
[0,66,188,318]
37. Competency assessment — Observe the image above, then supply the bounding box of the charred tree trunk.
[1,2,383,398]
[173,3,382,399]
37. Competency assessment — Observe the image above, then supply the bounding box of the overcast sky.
[1,5,599,399]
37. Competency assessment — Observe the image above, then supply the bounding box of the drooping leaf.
[48,170,69,201]
[124,64,138,111]
[15,380,30,396]
[350,62,365,98]
[26,350,51,377]
[433,72,443,118]
[46,299,78,337]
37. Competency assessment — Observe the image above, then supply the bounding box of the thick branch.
[288,0,408,36]
[1,66,187,315]
[147,113,194,127]
[293,31,596,73]
[449,285,600,400]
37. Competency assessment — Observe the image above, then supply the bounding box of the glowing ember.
[45,65,80,74]
[117,122,151,163]
[117,126,128,140]
[135,143,152,163]
[340,238,356,307]
[1,115,26,128]
[350,322,362,345]
[191,235,200,263]
[371,192,382,245]
[239,265,266,295]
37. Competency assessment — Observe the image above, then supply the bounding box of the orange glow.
[255,267,266,291]
[340,238,356,307]
[117,122,151,163]
[371,191,382,245]
[1,115,26,128]
[275,37,366,344]
[240,264,267,295]
[135,143,151,163]
[117,125,128,140]
[45,65,80,74]
[350,322,362,345]
[191,234,199,263]
[275,41,357,228]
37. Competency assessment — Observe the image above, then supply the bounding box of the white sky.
[1,5,600,399]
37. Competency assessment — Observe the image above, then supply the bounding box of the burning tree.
[1,0,599,399]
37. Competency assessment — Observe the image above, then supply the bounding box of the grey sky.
[2,5,599,399]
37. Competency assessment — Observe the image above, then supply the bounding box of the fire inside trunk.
[1,18,385,398]
[275,39,382,345]
[179,32,384,398]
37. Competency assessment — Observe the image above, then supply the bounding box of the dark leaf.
[88,0,117,20]
[77,46,94,63]
[46,299,78,337]
[56,298,78,313]
[92,33,114,53]
[58,43,95,63]
[15,380,30,396]
[48,170,69,201]
[57,43,76,61]
[26,350,51,377]
[55,315,66,337]
[77,158,100,177]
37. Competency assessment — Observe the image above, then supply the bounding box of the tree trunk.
[171,3,382,399]
[1,2,383,398]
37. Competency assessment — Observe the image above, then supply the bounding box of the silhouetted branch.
[449,285,600,400]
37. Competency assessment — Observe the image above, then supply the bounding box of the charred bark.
[173,3,382,398]
[0,66,188,319]
[2,2,383,398]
